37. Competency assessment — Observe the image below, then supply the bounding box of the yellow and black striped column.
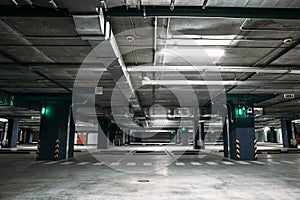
[54,138,59,160]
[36,139,41,160]
[253,139,258,160]
[236,139,240,159]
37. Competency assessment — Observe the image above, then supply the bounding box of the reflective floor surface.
[0,145,299,200]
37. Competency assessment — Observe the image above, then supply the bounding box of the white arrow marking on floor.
[222,161,234,165]
[175,162,185,166]
[235,161,250,165]
[206,162,218,165]
[76,162,89,166]
[191,162,202,166]
[110,162,120,166]
[143,163,152,166]
[60,161,75,165]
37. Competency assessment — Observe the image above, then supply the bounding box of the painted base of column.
[231,128,257,161]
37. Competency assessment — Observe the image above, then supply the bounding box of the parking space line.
[281,161,295,164]
[126,162,136,166]
[143,163,152,166]
[43,161,59,165]
[191,162,202,166]
[250,161,265,165]
[270,161,281,165]
[110,162,120,166]
[206,162,218,166]
[60,161,75,165]
[93,162,104,166]
[175,162,185,166]
[76,162,89,166]
[235,161,250,165]
[221,161,234,165]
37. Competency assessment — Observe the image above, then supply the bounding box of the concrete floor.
[0,145,299,200]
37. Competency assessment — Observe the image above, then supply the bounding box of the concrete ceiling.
[0,0,300,131]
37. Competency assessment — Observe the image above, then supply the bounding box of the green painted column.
[38,100,75,160]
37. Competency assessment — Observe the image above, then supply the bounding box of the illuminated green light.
[170,131,175,135]
[236,105,246,118]
[238,108,242,116]
[41,107,46,115]
[41,106,51,116]
[181,127,186,131]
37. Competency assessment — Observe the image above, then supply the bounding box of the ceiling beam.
[0,6,72,17]
[142,80,300,86]
[262,40,300,67]
[106,6,300,19]
[127,65,300,74]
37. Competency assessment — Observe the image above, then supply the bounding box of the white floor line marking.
[191,162,202,166]
[175,162,185,166]
[60,161,75,165]
[235,161,250,165]
[126,162,136,166]
[93,162,104,166]
[110,162,120,166]
[250,161,265,165]
[43,161,58,165]
[143,163,152,166]
[76,162,89,166]
[33,161,46,164]
[206,162,218,165]
[281,161,295,164]
[222,161,234,165]
[270,161,281,164]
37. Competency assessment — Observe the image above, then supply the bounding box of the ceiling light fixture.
[159,48,225,59]
[283,38,293,45]
[143,6,146,18]
[25,0,34,7]
[11,0,19,7]
[170,0,175,11]
[126,36,135,42]
[0,118,8,123]
[48,0,59,11]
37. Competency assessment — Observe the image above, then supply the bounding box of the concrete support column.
[199,122,205,149]
[170,130,176,144]
[1,122,8,146]
[38,101,75,160]
[281,120,297,148]
[6,118,19,148]
[193,118,200,149]
[228,101,256,160]
[173,130,178,144]
[24,128,33,144]
[97,117,110,149]
[267,127,276,143]
[68,110,75,158]
[1,122,6,142]
[125,130,130,145]
[223,118,229,158]
[181,128,188,146]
